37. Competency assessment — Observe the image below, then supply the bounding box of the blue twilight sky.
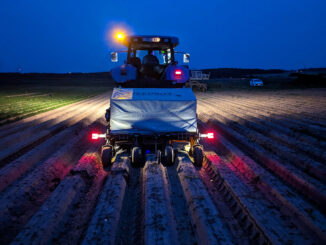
[0,0,326,73]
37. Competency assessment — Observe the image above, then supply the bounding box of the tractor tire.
[164,146,174,166]
[193,145,204,167]
[132,147,143,167]
[101,145,113,167]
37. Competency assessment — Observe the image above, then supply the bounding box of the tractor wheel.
[164,146,174,166]
[101,145,113,167]
[193,145,204,167]
[131,147,143,167]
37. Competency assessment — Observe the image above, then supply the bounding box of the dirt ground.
[0,88,325,244]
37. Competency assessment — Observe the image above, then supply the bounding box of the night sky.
[1,0,326,73]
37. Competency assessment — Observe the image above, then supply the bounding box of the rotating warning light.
[115,32,125,41]
[108,24,132,45]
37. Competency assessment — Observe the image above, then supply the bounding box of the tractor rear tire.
[164,146,174,166]
[193,145,204,167]
[132,147,143,167]
[101,145,113,168]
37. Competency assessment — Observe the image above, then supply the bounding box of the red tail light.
[92,133,99,140]
[199,132,215,140]
[91,132,106,141]
[175,69,182,79]
[207,132,214,139]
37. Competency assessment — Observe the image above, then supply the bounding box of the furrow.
[0,94,107,149]
[202,151,310,244]
[201,92,326,125]
[0,97,108,166]
[205,149,326,244]
[81,153,130,245]
[53,152,107,245]
[199,96,326,151]
[204,96,326,141]
[143,155,178,245]
[176,152,233,245]
[0,92,109,138]
[0,135,104,244]
[11,152,104,244]
[198,160,268,245]
[199,98,326,158]
[200,106,326,183]
[198,114,326,214]
[204,135,326,235]
[215,95,326,126]
[165,163,197,245]
[0,108,105,192]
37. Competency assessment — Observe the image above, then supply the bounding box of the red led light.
[207,132,214,139]
[91,133,99,140]
[199,132,215,140]
[175,69,182,79]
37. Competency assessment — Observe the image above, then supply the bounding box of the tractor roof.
[123,35,179,50]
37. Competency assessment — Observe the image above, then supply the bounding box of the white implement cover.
[110,88,198,135]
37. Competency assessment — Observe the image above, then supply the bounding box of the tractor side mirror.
[111,52,118,62]
[183,53,190,63]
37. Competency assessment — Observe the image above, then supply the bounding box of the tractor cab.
[111,35,190,87]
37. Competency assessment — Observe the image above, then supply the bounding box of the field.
[0,86,110,125]
[0,88,326,244]
[0,72,113,125]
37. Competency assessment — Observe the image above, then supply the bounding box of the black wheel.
[101,145,113,167]
[164,146,174,166]
[132,147,143,166]
[193,145,204,167]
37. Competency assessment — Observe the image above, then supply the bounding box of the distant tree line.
[290,73,326,88]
